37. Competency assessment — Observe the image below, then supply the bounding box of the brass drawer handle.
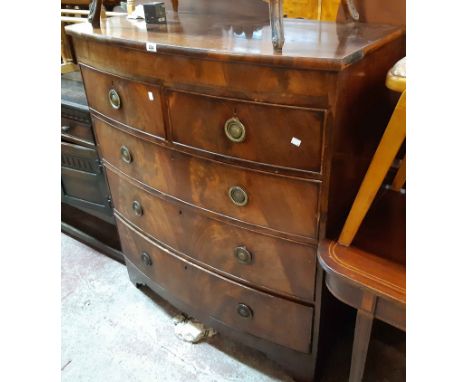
[132,200,143,216]
[228,186,248,207]
[120,145,132,164]
[140,251,152,266]
[108,88,121,110]
[237,303,253,319]
[234,246,252,264]
[224,117,246,143]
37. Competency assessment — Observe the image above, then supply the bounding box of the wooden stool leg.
[339,91,406,246]
[349,309,374,382]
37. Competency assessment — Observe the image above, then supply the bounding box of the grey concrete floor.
[62,233,405,382]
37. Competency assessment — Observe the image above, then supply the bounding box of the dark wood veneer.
[116,215,314,353]
[107,168,316,303]
[167,89,326,174]
[81,66,165,139]
[94,117,321,239]
[67,15,403,70]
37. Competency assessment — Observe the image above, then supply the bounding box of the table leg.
[349,309,374,382]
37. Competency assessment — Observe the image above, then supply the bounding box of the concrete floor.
[62,233,405,382]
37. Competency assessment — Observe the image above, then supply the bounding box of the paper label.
[146,42,157,52]
[148,91,154,101]
[291,137,302,147]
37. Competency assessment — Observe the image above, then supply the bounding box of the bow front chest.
[66,12,404,381]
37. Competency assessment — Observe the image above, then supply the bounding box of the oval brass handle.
[234,246,252,264]
[237,303,253,319]
[224,117,246,143]
[141,252,152,266]
[108,88,121,110]
[120,145,132,164]
[132,200,143,216]
[228,186,248,207]
[61,125,71,132]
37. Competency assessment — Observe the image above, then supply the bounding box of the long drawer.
[168,89,325,173]
[94,117,321,239]
[81,66,165,139]
[116,215,314,353]
[107,167,316,302]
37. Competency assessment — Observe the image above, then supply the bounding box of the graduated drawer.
[168,90,325,173]
[107,168,316,302]
[81,66,165,138]
[117,215,314,352]
[94,118,320,239]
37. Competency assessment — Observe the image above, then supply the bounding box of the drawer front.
[81,66,165,138]
[107,168,316,302]
[95,118,320,238]
[168,90,325,173]
[61,116,94,145]
[117,215,314,352]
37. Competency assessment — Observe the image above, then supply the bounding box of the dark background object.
[61,71,123,263]
[144,2,167,24]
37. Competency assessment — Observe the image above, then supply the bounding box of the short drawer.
[116,215,314,353]
[81,66,165,138]
[107,168,316,302]
[61,116,94,146]
[168,90,325,173]
[94,118,320,239]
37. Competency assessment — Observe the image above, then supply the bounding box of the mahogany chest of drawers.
[67,11,404,381]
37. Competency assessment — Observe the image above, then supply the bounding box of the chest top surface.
[66,12,403,71]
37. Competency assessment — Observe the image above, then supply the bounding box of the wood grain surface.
[117,215,314,353]
[81,66,165,138]
[168,89,326,173]
[66,13,403,70]
[107,167,317,302]
[94,117,321,239]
